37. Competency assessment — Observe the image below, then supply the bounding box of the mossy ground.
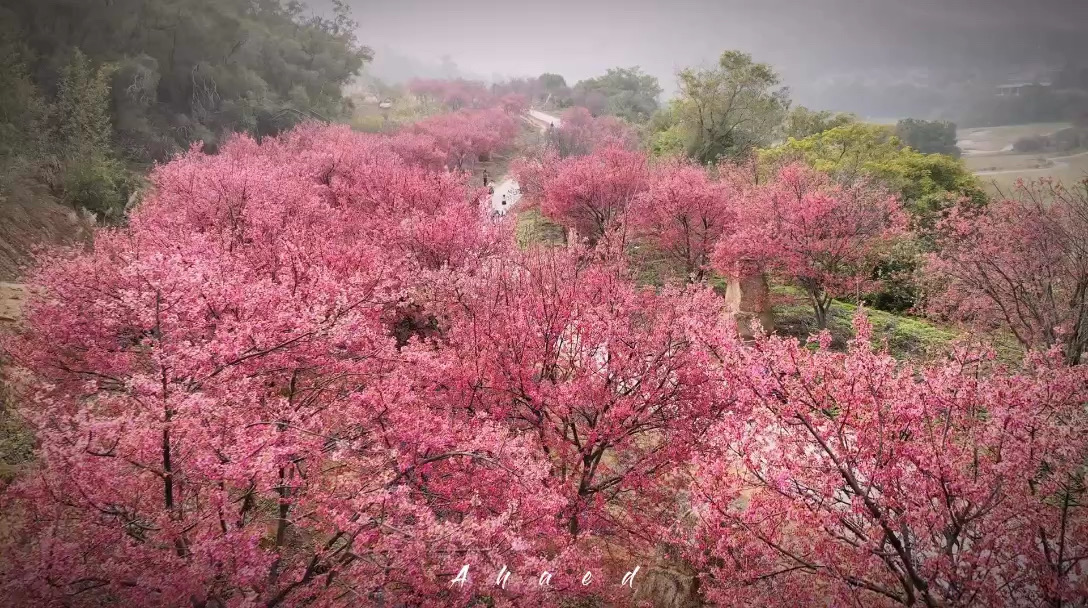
[514,207,567,248]
[769,284,1021,362]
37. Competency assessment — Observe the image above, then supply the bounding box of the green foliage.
[351,113,390,133]
[781,106,856,141]
[8,0,371,163]
[515,208,567,249]
[669,50,791,163]
[648,124,687,158]
[896,118,961,157]
[0,379,35,483]
[60,155,133,219]
[537,73,572,107]
[0,11,47,191]
[760,123,986,228]
[572,67,662,123]
[761,122,987,315]
[47,50,131,220]
[868,239,924,313]
[52,50,114,155]
[1013,127,1088,154]
[762,123,901,177]
[770,284,959,360]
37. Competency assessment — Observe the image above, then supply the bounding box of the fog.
[333,0,1087,116]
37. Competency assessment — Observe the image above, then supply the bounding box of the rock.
[721,259,774,338]
[0,283,26,327]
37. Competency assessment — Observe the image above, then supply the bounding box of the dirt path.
[491,109,562,215]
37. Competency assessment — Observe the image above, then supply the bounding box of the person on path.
[482,169,490,186]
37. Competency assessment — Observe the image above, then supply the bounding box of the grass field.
[959,122,1088,193]
[966,151,1088,193]
[958,122,1071,154]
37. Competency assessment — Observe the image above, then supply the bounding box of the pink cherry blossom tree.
[547,107,640,158]
[536,145,650,247]
[424,246,736,554]
[925,179,1088,365]
[412,108,520,171]
[714,163,908,328]
[499,92,530,114]
[687,314,1088,607]
[510,149,561,205]
[407,78,495,110]
[0,123,551,607]
[631,160,738,282]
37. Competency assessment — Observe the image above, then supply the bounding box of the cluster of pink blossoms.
[2,102,1086,608]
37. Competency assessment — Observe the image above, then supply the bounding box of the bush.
[61,155,132,219]
[1013,128,1088,155]
[1013,134,1047,153]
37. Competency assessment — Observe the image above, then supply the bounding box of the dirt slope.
[0,182,94,282]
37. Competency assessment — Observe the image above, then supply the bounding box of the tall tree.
[0,13,46,188]
[429,246,732,546]
[896,118,961,157]
[536,145,649,247]
[49,48,129,219]
[6,0,371,161]
[673,50,790,163]
[545,106,639,158]
[537,72,572,107]
[571,66,662,123]
[781,106,856,141]
[0,121,552,607]
[713,163,908,328]
[926,180,1088,365]
[631,160,737,282]
[690,315,1088,607]
[760,123,985,231]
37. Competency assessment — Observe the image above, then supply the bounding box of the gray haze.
[330,0,1087,113]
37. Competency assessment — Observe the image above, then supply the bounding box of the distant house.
[996,81,1053,97]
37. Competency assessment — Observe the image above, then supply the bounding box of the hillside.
[0,184,93,283]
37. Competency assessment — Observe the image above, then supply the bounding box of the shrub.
[61,154,132,219]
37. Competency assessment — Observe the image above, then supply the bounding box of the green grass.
[771,285,955,359]
[768,285,1022,362]
[514,208,566,248]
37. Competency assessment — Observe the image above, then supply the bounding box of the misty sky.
[334,0,1086,95]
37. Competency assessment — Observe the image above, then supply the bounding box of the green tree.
[537,72,571,107]
[781,106,856,140]
[895,118,961,157]
[572,66,662,123]
[7,0,371,162]
[0,11,46,190]
[49,49,129,219]
[671,50,790,163]
[760,123,984,227]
